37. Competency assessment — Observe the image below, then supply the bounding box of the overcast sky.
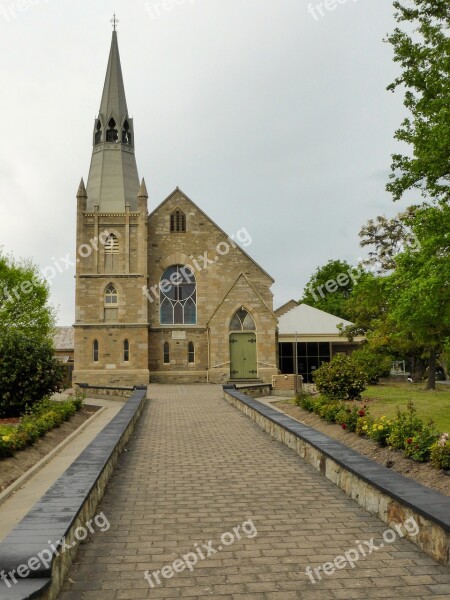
[0,0,412,325]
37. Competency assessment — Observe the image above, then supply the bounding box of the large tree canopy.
[386,0,450,204]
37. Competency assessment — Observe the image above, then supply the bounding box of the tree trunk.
[426,348,437,390]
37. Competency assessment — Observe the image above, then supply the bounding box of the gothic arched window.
[104,283,118,322]
[93,339,99,362]
[95,120,102,145]
[106,117,119,142]
[104,233,119,272]
[170,209,186,233]
[163,342,170,364]
[160,265,196,325]
[122,120,132,145]
[230,308,256,331]
[188,341,195,364]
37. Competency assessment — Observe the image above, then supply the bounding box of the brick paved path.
[59,385,450,599]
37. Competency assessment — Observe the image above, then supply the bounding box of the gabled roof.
[278,303,353,335]
[149,187,275,283]
[53,327,74,351]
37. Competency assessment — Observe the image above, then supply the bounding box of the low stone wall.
[0,386,148,600]
[223,386,450,567]
[76,383,136,399]
[271,374,302,396]
[235,383,272,398]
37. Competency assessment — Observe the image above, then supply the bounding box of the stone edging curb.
[0,387,148,600]
[223,385,450,567]
[0,406,107,507]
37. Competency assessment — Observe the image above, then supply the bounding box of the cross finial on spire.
[111,13,119,31]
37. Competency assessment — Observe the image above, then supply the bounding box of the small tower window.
[124,339,130,362]
[170,210,186,233]
[122,120,132,145]
[106,118,119,143]
[93,339,99,362]
[104,234,119,272]
[95,120,102,145]
[163,342,170,364]
[104,283,118,321]
[188,341,195,364]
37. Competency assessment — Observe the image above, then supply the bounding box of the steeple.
[86,28,140,212]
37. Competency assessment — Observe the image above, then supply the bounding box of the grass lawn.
[361,383,450,433]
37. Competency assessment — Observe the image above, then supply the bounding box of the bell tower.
[73,25,150,387]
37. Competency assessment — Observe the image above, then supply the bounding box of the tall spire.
[86,26,140,212]
[99,30,128,125]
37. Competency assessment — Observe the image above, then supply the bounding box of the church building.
[73,30,279,387]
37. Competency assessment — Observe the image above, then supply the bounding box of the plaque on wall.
[172,331,186,340]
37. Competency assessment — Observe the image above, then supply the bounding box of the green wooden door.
[229,333,257,379]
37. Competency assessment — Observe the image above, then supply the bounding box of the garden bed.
[274,400,450,497]
[0,405,97,493]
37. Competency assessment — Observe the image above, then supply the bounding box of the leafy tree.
[350,347,393,385]
[385,1,450,205]
[301,259,361,320]
[0,253,55,337]
[0,329,64,417]
[386,205,450,389]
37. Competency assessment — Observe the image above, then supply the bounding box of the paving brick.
[57,385,450,599]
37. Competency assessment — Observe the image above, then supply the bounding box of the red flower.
[341,423,347,430]
[406,438,413,445]
[358,410,366,417]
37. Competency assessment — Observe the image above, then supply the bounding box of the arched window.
[122,120,132,145]
[160,265,196,325]
[123,339,130,362]
[170,209,186,233]
[106,117,119,142]
[93,339,99,362]
[230,308,256,331]
[188,341,195,364]
[104,283,118,321]
[104,233,119,272]
[163,342,170,364]
[95,120,102,145]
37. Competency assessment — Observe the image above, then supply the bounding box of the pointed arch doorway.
[229,308,258,380]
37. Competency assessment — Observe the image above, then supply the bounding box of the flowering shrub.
[336,405,368,433]
[317,402,345,423]
[386,402,424,450]
[313,354,367,400]
[403,422,440,462]
[430,434,450,470]
[356,415,373,436]
[0,398,82,460]
[367,416,394,445]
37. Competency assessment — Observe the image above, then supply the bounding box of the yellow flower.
[378,425,384,431]
[1,435,11,443]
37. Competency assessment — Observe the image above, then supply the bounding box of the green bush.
[317,401,345,423]
[295,390,317,412]
[430,434,450,470]
[350,347,393,384]
[0,330,65,417]
[367,416,394,445]
[386,402,424,449]
[404,422,440,462]
[313,354,367,400]
[336,405,368,433]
